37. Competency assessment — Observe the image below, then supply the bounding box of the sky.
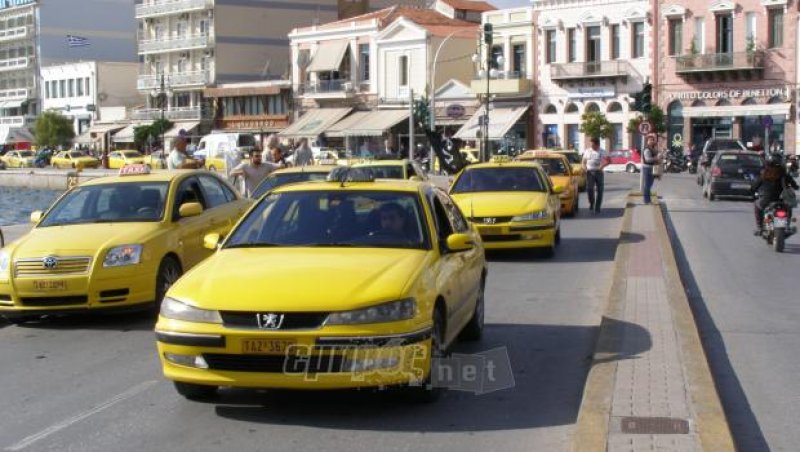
[489,0,530,8]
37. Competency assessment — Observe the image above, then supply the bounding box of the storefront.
[324,109,409,156]
[454,104,531,156]
[204,82,292,147]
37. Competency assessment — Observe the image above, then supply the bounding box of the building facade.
[203,80,291,146]
[534,0,652,152]
[656,0,797,154]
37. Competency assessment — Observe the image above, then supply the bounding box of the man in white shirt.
[230,150,281,197]
[167,130,189,170]
[582,137,609,213]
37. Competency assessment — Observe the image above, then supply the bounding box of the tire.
[406,308,445,403]
[155,256,182,309]
[174,381,217,400]
[626,163,636,173]
[460,279,485,341]
[774,228,785,252]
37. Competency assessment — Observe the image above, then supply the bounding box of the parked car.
[1,150,35,168]
[604,149,642,173]
[697,138,747,186]
[703,151,764,201]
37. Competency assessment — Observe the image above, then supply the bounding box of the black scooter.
[760,200,796,252]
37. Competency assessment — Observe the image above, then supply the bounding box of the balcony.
[550,61,631,82]
[470,71,531,95]
[0,88,29,102]
[0,116,34,127]
[0,26,30,43]
[675,51,765,80]
[132,106,205,121]
[137,70,209,90]
[0,57,30,73]
[300,79,355,99]
[135,0,212,18]
[139,34,210,54]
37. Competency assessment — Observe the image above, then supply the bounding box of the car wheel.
[407,308,445,403]
[155,256,182,308]
[174,381,217,400]
[460,279,485,341]
[626,163,636,173]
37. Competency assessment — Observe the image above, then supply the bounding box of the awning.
[0,127,33,144]
[112,122,151,143]
[454,105,529,140]
[279,108,352,138]
[74,131,96,144]
[0,99,24,109]
[326,110,409,137]
[164,121,200,138]
[85,123,126,135]
[683,103,792,118]
[306,41,349,73]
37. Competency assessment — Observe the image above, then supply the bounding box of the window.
[567,28,577,62]
[612,124,623,150]
[197,175,229,209]
[399,55,408,86]
[45,81,49,98]
[769,9,783,48]
[745,12,756,46]
[59,80,66,99]
[716,14,733,54]
[512,43,525,75]
[585,26,601,64]
[76,78,83,96]
[545,30,556,63]
[669,19,682,56]
[359,43,369,82]
[85,78,91,97]
[68,79,75,97]
[611,24,620,59]
[490,45,503,70]
[200,20,208,35]
[693,17,705,54]
[632,22,645,58]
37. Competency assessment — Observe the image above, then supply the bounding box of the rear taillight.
[711,167,722,177]
[776,210,788,218]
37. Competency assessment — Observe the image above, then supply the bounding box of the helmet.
[766,152,784,167]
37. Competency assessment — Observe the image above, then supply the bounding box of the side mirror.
[446,233,474,252]
[178,202,203,218]
[553,185,565,195]
[203,233,221,250]
[30,211,43,224]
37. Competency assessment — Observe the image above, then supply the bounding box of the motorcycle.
[760,200,796,252]
[787,155,798,178]
[664,149,687,173]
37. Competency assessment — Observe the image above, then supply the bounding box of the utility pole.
[409,88,414,159]
[482,23,493,162]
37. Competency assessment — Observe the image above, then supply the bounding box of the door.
[197,174,248,238]
[171,176,212,269]
[585,26,601,73]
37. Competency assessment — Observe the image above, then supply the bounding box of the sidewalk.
[573,198,734,451]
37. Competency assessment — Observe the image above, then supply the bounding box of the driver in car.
[378,203,408,238]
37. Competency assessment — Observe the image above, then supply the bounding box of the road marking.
[5,380,158,451]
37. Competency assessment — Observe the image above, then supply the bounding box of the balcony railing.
[471,71,531,95]
[132,106,205,121]
[301,79,354,96]
[137,70,209,90]
[0,57,29,73]
[0,88,28,102]
[550,60,630,81]
[139,34,210,54]
[135,0,212,18]
[0,26,30,43]
[0,116,33,126]
[675,51,765,74]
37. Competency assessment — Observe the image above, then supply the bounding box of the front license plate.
[774,218,788,228]
[241,339,295,355]
[32,280,66,291]
[731,183,751,189]
[477,226,502,235]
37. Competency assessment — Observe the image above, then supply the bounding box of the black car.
[697,138,747,186]
[703,151,763,201]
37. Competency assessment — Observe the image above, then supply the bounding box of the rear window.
[706,140,745,153]
[716,154,763,168]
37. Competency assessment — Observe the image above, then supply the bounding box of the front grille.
[20,296,88,307]
[220,312,328,330]
[470,216,513,224]
[481,234,522,242]
[14,256,92,277]
[203,353,346,373]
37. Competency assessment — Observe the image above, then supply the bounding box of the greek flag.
[66,35,90,48]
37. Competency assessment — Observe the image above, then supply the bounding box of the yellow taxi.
[1,150,35,168]
[51,150,101,169]
[353,159,428,181]
[516,151,579,216]
[449,161,563,255]
[251,165,338,199]
[553,150,586,191]
[143,150,167,169]
[155,171,487,400]
[108,150,146,169]
[0,166,251,324]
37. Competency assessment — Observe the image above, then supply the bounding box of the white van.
[196,133,256,172]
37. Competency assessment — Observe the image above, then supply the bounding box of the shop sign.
[567,87,616,99]
[669,87,790,101]
[222,117,289,131]
[446,104,465,119]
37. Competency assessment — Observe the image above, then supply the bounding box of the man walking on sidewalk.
[582,137,609,213]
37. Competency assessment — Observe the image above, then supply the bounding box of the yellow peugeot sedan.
[517,151,579,216]
[353,159,428,181]
[51,150,101,169]
[1,150,35,168]
[449,161,563,255]
[108,150,146,169]
[553,150,586,192]
[155,173,487,400]
[0,167,251,324]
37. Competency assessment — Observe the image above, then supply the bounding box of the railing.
[675,51,765,73]
[0,87,28,101]
[0,26,29,43]
[473,70,527,81]
[132,106,205,121]
[301,79,350,95]
[137,70,209,90]
[0,116,30,126]
[139,34,209,53]
[0,57,29,72]
[135,0,212,18]
[550,60,630,80]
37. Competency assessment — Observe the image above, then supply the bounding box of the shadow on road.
[661,208,770,451]
[7,309,155,332]
[574,208,625,220]
[206,321,650,433]
[487,233,640,264]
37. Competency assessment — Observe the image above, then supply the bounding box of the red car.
[604,149,642,173]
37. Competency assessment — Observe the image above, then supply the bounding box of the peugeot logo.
[482,218,497,225]
[256,313,284,330]
[42,256,58,269]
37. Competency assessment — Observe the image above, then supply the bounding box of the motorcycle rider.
[752,153,798,235]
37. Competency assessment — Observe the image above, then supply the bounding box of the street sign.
[762,116,773,129]
[638,120,653,135]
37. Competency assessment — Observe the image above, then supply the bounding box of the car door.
[171,175,213,269]
[197,174,248,237]
[539,168,560,221]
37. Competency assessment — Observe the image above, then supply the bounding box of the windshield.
[123,151,142,158]
[451,167,545,193]
[68,151,83,158]
[18,151,34,157]
[561,153,581,164]
[226,191,429,250]
[252,172,330,198]
[357,165,404,179]
[716,154,763,169]
[39,182,169,227]
[522,158,568,176]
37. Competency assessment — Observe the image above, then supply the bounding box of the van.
[196,133,256,171]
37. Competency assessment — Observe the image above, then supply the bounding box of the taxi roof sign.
[119,164,151,176]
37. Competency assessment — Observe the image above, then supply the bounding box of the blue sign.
[0,0,35,10]
[762,116,774,129]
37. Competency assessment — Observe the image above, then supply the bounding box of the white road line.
[5,380,158,451]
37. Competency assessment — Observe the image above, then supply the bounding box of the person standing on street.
[167,130,190,170]
[293,138,314,166]
[641,135,660,204]
[582,137,609,213]
[230,149,282,197]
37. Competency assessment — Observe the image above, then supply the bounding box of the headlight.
[326,298,417,325]
[511,210,549,222]
[0,250,10,280]
[103,244,143,267]
[160,297,222,324]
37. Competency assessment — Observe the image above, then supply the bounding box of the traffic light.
[632,82,652,114]
[412,99,430,130]
[483,23,493,46]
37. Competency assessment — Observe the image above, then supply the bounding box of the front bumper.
[474,221,556,249]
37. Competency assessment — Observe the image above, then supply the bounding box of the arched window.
[768,95,784,104]
[691,100,705,107]
[741,97,757,105]
[544,104,557,114]
[607,102,623,113]
[667,100,683,118]
[716,98,730,106]
[585,102,600,113]
[565,102,579,113]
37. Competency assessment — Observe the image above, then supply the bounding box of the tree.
[627,105,667,135]
[133,118,174,150]
[34,111,75,149]
[579,111,613,139]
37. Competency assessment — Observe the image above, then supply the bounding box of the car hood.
[169,248,430,312]
[9,223,163,259]
[450,192,549,217]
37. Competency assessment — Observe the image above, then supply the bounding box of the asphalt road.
[658,173,799,452]
[0,174,638,452]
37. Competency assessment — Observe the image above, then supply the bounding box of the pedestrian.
[230,149,282,197]
[293,138,314,166]
[641,134,660,204]
[167,129,191,170]
[266,134,287,166]
[581,137,609,213]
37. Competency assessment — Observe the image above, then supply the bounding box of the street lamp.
[150,73,173,153]
[473,43,504,162]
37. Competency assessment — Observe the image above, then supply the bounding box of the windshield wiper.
[225,242,281,249]
[303,243,357,247]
